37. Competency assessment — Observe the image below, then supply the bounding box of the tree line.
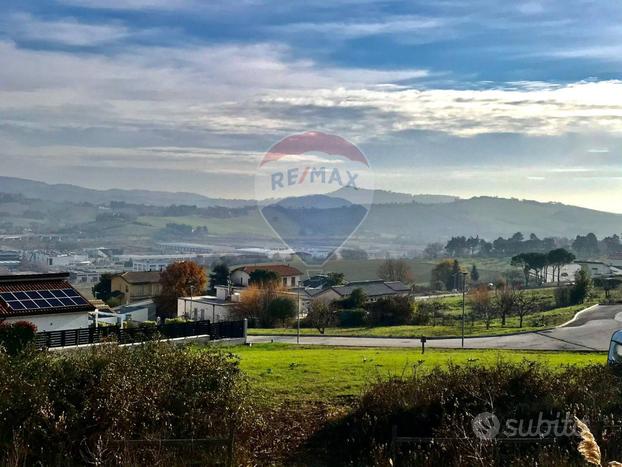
[426,232,622,259]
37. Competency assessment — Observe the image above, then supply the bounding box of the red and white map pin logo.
[255,131,375,265]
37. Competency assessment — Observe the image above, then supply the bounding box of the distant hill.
[1,177,622,243]
[0,176,253,208]
[275,194,352,209]
[331,186,458,205]
[359,197,622,242]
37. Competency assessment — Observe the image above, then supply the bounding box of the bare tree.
[306,300,335,334]
[469,285,496,329]
[514,290,538,328]
[377,258,413,283]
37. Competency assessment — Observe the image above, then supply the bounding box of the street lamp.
[461,271,468,349]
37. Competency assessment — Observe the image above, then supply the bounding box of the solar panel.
[6,300,25,310]
[0,292,15,301]
[0,288,89,311]
[47,298,63,307]
[64,289,81,298]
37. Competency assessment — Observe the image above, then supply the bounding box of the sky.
[1,1,622,211]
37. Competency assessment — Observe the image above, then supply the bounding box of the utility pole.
[461,271,468,349]
[296,285,300,344]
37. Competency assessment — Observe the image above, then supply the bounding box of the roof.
[0,272,95,318]
[179,295,234,306]
[232,264,303,277]
[115,271,161,284]
[331,280,410,298]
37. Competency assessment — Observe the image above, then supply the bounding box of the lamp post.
[296,287,300,344]
[189,284,195,321]
[461,271,468,349]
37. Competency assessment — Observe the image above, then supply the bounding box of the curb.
[556,304,600,328]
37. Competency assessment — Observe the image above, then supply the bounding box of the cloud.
[4,13,131,46]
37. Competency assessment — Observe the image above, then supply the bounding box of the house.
[544,263,581,283]
[0,272,95,331]
[111,271,162,304]
[230,264,303,288]
[575,261,622,279]
[177,295,236,322]
[300,280,412,305]
[91,299,156,327]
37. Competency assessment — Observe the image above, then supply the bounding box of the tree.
[325,272,345,287]
[423,242,445,259]
[571,269,591,304]
[413,300,446,326]
[249,269,280,287]
[470,264,480,283]
[377,258,413,283]
[495,286,516,327]
[514,290,538,328]
[306,300,335,334]
[233,282,284,327]
[345,288,367,309]
[430,259,456,291]
[594,276,622,300]
[208,262,230,289]
[267,297,296,327]
[547,248,576,285]
[367,296,413,325]
[469,285,495,329]
[155,261,207,318]
[92,273,113,302]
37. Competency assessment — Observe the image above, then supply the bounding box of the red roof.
[234,264,303,277]
[0,273,95,318]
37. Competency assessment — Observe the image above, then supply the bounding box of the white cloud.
[4,13,130,46]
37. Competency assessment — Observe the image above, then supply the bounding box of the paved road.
[249,304,622,351]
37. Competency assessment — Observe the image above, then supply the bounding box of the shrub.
[412,300,445,325]
[555,286,572,307]
[336,309,367,327]
[366,296,413,325]
[0,341,244,465]
[314,361,622,466]
[267,297,297,327]
[0,320,37,355]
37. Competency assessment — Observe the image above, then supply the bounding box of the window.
[283,277,287,286]
[290,277,295,286]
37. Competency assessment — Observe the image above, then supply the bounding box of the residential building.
[230,264,303,288]
[308,280,412,304]
[544,263,581,283]
[0,272,95,331]
[576,261,622,278]
[177,295,237,322]
[111,271,162,304]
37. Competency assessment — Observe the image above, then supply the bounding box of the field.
[250,288,595,338]
[286,256,511,283]
[222,344,605,402]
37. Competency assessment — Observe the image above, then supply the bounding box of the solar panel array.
[0,289,90,312]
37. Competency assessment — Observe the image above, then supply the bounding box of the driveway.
[248,304,622,351]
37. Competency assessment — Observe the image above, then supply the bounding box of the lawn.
[248,302,592,338]
[218,343,606,402]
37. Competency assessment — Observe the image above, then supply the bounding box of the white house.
[230,264,303,288]
[544,263,581,283]
[0,272,95,332]
[576,261,622,279]
[177,295,237,322]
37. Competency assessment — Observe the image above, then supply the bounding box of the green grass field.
[218,344,605,402]
[249,300,592,338]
